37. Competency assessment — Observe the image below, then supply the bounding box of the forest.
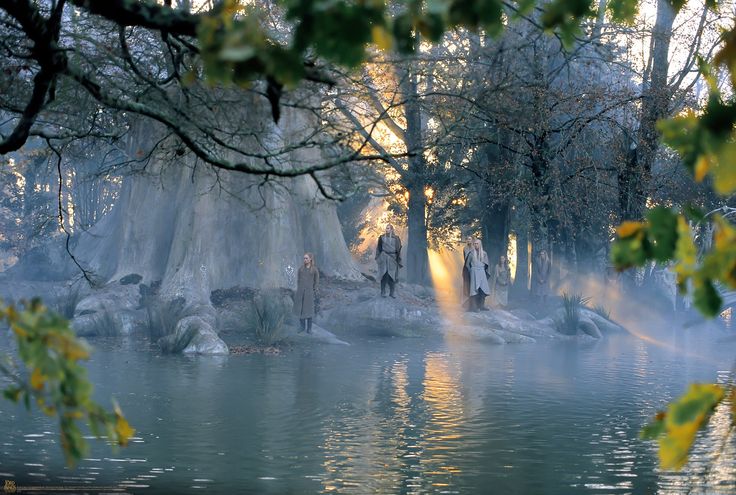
[1,0,736,494]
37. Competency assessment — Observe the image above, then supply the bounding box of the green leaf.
[692,278,722,317]
[658,383,724,470]
[641,412,666,439]
[607,0,638,23]
[3,386,23,403]
[392,12,416,54]
[646,207,678,261]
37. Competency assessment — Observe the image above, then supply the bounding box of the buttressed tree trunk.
[74,102,361,306]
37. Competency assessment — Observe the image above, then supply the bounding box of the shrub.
[591,304,611,321]
[248,289,289,346]
[144,297,187,340]
[556,292,590,335]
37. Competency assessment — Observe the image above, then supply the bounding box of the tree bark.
[619,0,675,221]
[399,63,431,285]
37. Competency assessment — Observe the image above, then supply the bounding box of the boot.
[380,275,387,297]
[306,318,313,334]
[298,318,306,333]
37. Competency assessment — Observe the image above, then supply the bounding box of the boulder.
[285,323,350,345]
[326,296,442,337]
[71,281,147,336]
[158,315,229,355]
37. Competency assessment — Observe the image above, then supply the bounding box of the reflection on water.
[1,327,735,494]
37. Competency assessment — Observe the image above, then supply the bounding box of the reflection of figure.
[294,253,319,333]
[464,239,490,311]
[462,236,474,308]
[492,255,511,308]
[376,224,402,298]
[532,249,551,304]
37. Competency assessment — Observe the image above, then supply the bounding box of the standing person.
[533,248,551,305]
[492,255,511,308]
[376,224,402,298]
[294,252,319,333]
[462,235,474,309]
[464,238,491,311]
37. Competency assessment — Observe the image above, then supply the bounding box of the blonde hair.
[304,252,316,270]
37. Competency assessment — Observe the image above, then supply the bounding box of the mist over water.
[1,323,734,494]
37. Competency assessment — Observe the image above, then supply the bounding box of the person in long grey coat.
[464,238,490,311]
[532,248,551,305]
[376,224,402,298]
[294,252,319,333]
[491,255,511,308]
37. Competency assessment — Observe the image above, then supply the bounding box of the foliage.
[640,383,726,470]
[0,300,134,467]
[606,4,736,470]
[248,290,289,346]
[144,296,187,340]
[196,0,587,88]
[591,304,611,321]
[555,292,591,335]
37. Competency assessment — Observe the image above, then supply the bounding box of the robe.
[464,248,490,296]
[492,263,511,306]
[294,265,319,318]
[532,255,551,296]
[376,234,402,282]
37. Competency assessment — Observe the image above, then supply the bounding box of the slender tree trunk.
[619,0,675,221]
[399,64,431,285]
[482,199,510,265]
[512,223,529,298]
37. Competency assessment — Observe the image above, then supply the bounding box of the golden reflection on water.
[318,352,468,493]
[319,360,410,493]
[420,352,464,480]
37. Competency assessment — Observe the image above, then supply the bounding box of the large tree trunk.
[71,100,361,348]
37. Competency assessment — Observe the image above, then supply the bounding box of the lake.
[1,323,735,494]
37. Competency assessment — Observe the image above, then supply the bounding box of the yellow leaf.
[694,155,711,182]
[659,383,724,470]
[11,323,27,338]
[372,25,393,51]
[616,221,646,238]
[113,401,135,446]
[659,416,701,470]
[673,216,697,279]
[115,415,135,447]
[713,216,736,249]
[712,140,736,195]
[31,368,46,391]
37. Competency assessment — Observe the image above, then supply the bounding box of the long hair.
[304,252,317,272]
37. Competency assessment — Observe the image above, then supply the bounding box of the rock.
[158,315,229,355]
[285,323,350,345]
[119,273,143,285]
[71,282,146,336]
[491,328,537,344]
[581,309,626,334]
[464,310,559,340]
[326,296,442,337]
[578,315,602,339]
[446,325,506,344]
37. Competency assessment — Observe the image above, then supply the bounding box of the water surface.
[1,324,735,494]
